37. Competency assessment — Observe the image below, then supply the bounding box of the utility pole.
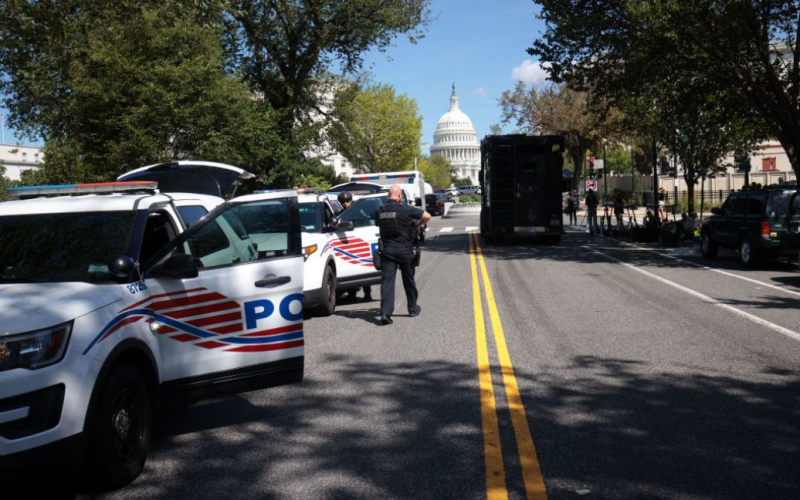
[652,138,658,217]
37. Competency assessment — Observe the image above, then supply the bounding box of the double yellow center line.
[469,233,548,500]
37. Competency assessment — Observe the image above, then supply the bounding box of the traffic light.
[588,156,595,170]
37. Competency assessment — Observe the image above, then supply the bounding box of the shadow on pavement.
[60,354,800,500]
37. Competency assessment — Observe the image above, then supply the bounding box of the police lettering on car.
[374,185,431,325]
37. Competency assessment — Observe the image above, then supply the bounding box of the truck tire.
[701,232,718,259]
[87,363,152,489]
[739,236,760,268]
[313,266,337,316]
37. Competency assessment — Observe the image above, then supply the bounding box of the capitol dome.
[429,84,480,184]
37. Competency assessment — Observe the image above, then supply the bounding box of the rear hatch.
[513,145,563,232]
[117,161,254,198]
[767,189,800,252]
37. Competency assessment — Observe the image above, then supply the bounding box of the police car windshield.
[0,211,135,283]
[298,202,321,232]
[340,196,387,227]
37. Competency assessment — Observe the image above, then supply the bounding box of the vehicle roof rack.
[8,181,159,198]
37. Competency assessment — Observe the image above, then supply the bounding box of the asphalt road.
[65,210,799,500]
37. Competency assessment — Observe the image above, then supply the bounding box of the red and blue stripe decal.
[321,237,374,266]
[83,288,303,354]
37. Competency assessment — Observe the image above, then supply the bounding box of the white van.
[458,185,481,196]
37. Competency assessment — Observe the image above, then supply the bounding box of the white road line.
[609,238,800,299]
[586,246,800,343]
[439,227,454,233]
[466,226,479,232]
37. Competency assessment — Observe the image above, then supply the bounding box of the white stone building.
[1,142,43,180]
[429,85,480,185]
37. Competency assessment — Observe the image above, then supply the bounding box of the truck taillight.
[761,221,770,236]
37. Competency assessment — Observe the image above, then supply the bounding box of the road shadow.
[62,354,800,499]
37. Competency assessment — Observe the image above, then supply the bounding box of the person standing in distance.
[336,191,372,301]
[585,188,599,235]
[375,185,431,325]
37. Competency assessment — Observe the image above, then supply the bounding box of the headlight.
[0,321,73,371]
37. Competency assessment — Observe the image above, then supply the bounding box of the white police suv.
[0,181,305,487]
[297,193,381,316]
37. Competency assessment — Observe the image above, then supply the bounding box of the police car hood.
[0,282,123,333]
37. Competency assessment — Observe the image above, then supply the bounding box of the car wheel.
[739,236,759,268]
[314,265,336,316]
[87,363,152,489]
[701,232,718,258]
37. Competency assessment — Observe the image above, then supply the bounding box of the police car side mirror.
[332,217,354,232]
[150,253,199,280]
[109,255,136,279]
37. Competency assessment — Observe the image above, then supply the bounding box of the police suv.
[0,181,305,487]
[297,193,381,316]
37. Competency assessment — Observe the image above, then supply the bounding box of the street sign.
[593,159,604,170]
[585,179,598,191]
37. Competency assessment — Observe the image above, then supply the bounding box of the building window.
[22,152,27,162]
[34,153,39,163]
[762,157,776,171]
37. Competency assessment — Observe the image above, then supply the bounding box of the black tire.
[739,236,760,268]
[313,265,336,316]
[87,363,152,489]
[701,232,718,258]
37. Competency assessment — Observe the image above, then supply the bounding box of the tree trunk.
[569,151,584,190]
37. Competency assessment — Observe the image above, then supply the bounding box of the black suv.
[425,193,446,216]
[701,184,800,267]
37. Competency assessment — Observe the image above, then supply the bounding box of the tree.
[226,0,430,144]
[0,0,295,183]
[328,83,422,173]
[530,0,797,181]
[417,154,454,189]
[498,82,613,188]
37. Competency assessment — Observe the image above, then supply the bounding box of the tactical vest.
[378,203,413,247]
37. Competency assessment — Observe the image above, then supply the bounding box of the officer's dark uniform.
[376,199,424,321]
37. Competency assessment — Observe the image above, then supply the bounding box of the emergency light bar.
[8,181,159,197]
[351,173,412,181]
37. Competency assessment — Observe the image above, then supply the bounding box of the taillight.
[436,201,440,207]
[761,221,770,236]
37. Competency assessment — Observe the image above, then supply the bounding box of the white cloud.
[511,59,550,84]
[473,87,487,98]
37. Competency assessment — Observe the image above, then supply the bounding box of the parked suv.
[701,184,800,267]
[425,193,446,216]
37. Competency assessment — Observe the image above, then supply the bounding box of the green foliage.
[0,0,294,183]
[529,0,795,183]
[417,155,454,190]
[459,194,481,203]
[452,176,473,187]
[0,165,15,201]
[329,83,422,173]
[226,0,431,141]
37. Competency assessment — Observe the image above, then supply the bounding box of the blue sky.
[363,0,547,153]
[1,0,547,149]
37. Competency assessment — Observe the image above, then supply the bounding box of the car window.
[0,211,135,283]
[140,212,180,265]
[733,194,748,215]
[186,198,296,268]
[177,205,209,227]
[299,202,321,232]
[792,193,800,216]
[747,194,764,216]
[340,197,386,227]
[721,194,735,213]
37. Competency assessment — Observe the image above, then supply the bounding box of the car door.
[332,196,385,279]
[140,192,304,390]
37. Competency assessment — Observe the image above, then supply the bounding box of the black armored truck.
[479,134,565,244]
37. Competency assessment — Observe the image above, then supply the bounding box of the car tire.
[87,363,152,489]
[701,231,719,258]
[313,265,336,316]
[739,236,760,268]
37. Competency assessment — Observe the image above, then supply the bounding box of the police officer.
[337,192,353,211]
[335,191,372,301]
[375,185,431,325]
